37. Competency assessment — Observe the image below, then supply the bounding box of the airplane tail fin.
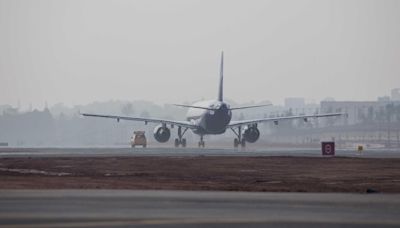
[218,51,224,102]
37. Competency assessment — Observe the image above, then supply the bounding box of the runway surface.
[1,190,399,228]
[0,147,399,158]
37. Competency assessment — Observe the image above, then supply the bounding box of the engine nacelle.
[153,125,171,143]
[243,126,260,143]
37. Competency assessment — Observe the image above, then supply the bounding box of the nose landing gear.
[198,135,205,148]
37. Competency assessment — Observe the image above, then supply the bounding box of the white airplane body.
[82,52,344,147]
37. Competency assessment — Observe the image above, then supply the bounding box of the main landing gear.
[174,126,188,148]
[231,126,246,148]
[198,135,205,148]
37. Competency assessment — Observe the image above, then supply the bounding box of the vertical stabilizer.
[218,51,224,102]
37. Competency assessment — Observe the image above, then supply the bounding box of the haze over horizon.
[1,0,399,109]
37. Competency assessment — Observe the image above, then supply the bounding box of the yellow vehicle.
[131,131,147,148]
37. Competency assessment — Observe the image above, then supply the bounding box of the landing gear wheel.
[176,127,189,148]
[234,138,239,148]
[241,139,246,148]
[181,138,187,147]
[198,141,205,148]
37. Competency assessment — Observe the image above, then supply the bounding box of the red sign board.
[322,142,335,156]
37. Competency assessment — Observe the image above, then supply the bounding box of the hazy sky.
[1,0,399,109]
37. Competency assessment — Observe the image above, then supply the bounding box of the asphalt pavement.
[0,190,399,228]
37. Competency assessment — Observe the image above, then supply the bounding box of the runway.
[1,190,399,228]
[1,148,400,227]
[1,148,399,227]
[0,147,399,158]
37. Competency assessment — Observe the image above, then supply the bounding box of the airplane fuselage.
[186,100,232,135]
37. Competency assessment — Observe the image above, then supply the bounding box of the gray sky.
[1,0,399,109]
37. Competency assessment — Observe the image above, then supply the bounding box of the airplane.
[81,52,345,148]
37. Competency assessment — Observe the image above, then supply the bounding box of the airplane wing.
[228,113,346,128]
[81,113,197,129]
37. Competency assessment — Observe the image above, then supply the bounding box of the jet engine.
[243,126,260,143]
[153,125,171,143]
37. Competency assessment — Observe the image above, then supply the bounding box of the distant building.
[282,97,320,115]
[320,100,391,125]
[322,97,336,102]
[284,97,305,109]
[377,96,390,102]
[392,88,400,101]
[283,97,309,115]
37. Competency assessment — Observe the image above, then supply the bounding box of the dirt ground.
[1,156,400,193]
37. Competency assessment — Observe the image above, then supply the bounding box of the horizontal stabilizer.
[230,104,272,110]
[171,104,217,110]
[172,103,272,111]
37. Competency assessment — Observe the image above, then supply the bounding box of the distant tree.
[140,110,150,118]
[357,107,366,122]
[285,108,293,117]
[367,106,374,123]
[121,103,134,116]
[238,113,245,121]
[376,107,386,123]
[396,105,400,122]
[386,103,395,122]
